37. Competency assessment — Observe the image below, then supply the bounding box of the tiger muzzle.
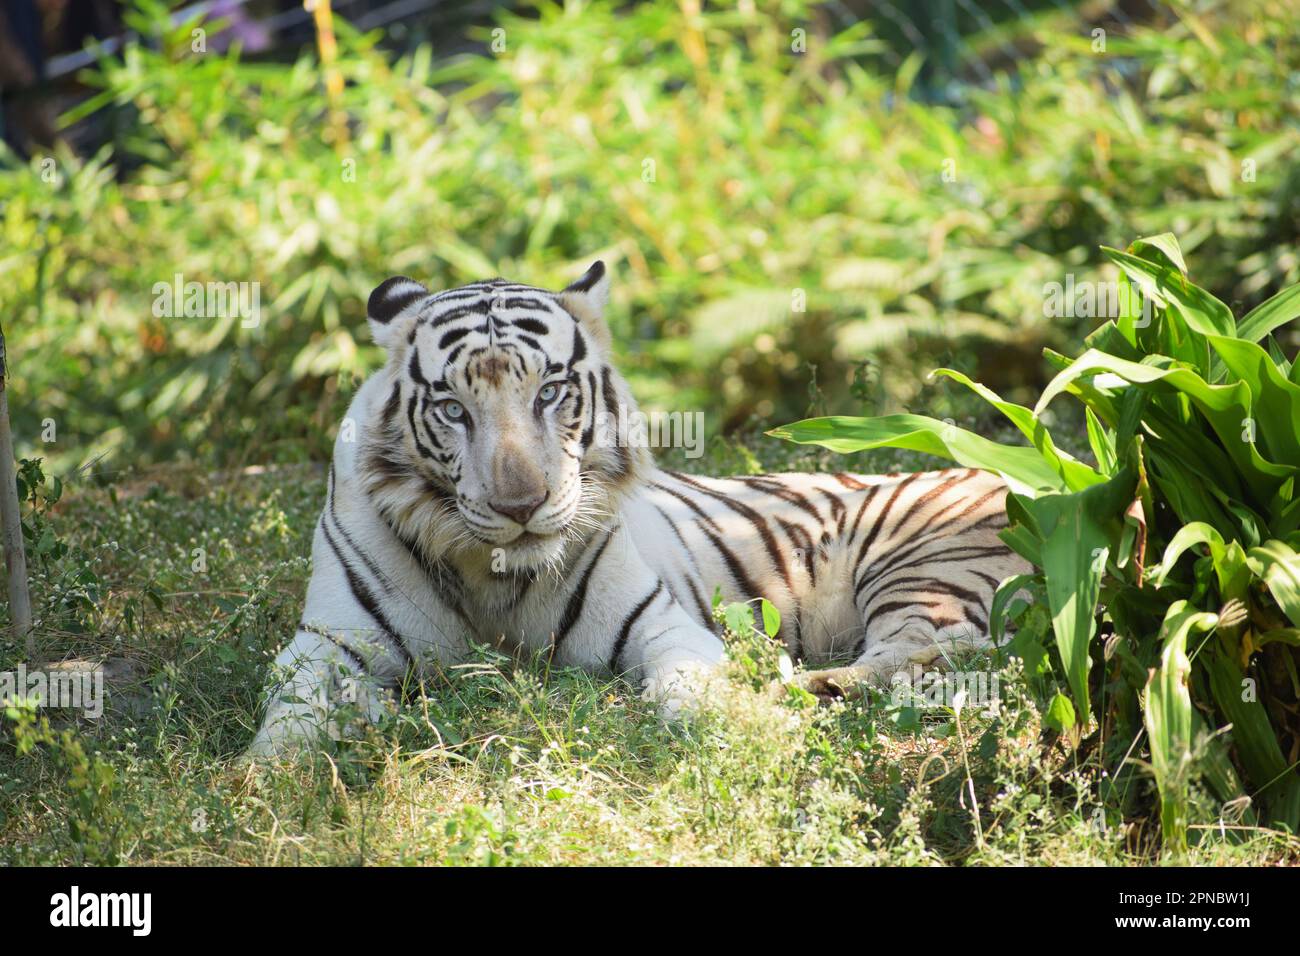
[487,439,549,527]
[488,491,548,526]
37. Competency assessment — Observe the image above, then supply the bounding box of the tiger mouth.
[474,528,558,548]
[508,531,550,546]
[478,527,570,573]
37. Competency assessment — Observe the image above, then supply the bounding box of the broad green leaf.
[1144,601,1219,853]
[1203,648,1300,829]
[1208,334,1300,466]
[1147,465,1239,535]
[1279,496,1300,538]
[1114,270,1155,351]
[933,369,1104,491]
[760,598,781,639]
[1216,542,1252,605]
[767,415,1069,494]
[1154,522,1251,603]
[1041,345,1125,427]
[1085,319,1147,362]
[1246,540,1300,627]
[1237,283,1300,343]
[1142,402,1244,504]
[723,601,755,638]
[1114,387,1147,458]
[989,573,1038,645]
[999,494,1044,565]
[1102,246,1235,338]
[1036,348,1295,504]
[998,523,1043,567]
[1122,235,1206,368]
[1008,602,1053,680]
[1154,522,1225,585]
[1027,479,1129,727]
[1085,407,1117,475]
[1264,335,1293,378]
[1127,233,1188,277]
[1043,691,1076,733]
[1035,497,1102,729]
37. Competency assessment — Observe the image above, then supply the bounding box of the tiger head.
[358,262,651,576]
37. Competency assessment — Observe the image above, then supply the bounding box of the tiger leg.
[603,585,726,720]
[552,526,727,720]
[246,510,463,756]
[632,609,727,720]
[247,626,397,757]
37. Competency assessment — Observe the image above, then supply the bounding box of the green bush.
[1,1,1298,468]
[774,233,1300,852]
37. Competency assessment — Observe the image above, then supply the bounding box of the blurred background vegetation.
[1,0,1297,474]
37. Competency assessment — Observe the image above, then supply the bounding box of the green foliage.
[6,702,121,864]
[1,459,104,643]
[714,592,791,692]
[773,233,1300,853]
[2,2,1299,467]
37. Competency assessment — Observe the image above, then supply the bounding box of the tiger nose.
[488,493,547,526]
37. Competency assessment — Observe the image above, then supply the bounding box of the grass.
[2,433,1297,866]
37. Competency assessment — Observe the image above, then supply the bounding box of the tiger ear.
[557,260,611,350]
[367,276,430,350]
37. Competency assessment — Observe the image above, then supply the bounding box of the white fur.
[248,267,1026,756]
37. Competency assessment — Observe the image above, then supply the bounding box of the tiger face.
[358,262,649,576]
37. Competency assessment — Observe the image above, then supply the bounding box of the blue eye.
[441,400,465,421]
[538,383,562,404]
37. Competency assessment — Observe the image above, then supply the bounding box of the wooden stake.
[0,326,34,658]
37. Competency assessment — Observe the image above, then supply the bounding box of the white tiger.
[248,262,1027,755]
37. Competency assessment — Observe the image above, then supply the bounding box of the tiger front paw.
[641,660,719,722]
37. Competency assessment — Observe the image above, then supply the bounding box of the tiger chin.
[246,261,1027,757]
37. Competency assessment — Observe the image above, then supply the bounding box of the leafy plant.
[713,590,792,692]
[772,233,1300,852]
[5,701,121,864]
[3,458,104,643]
